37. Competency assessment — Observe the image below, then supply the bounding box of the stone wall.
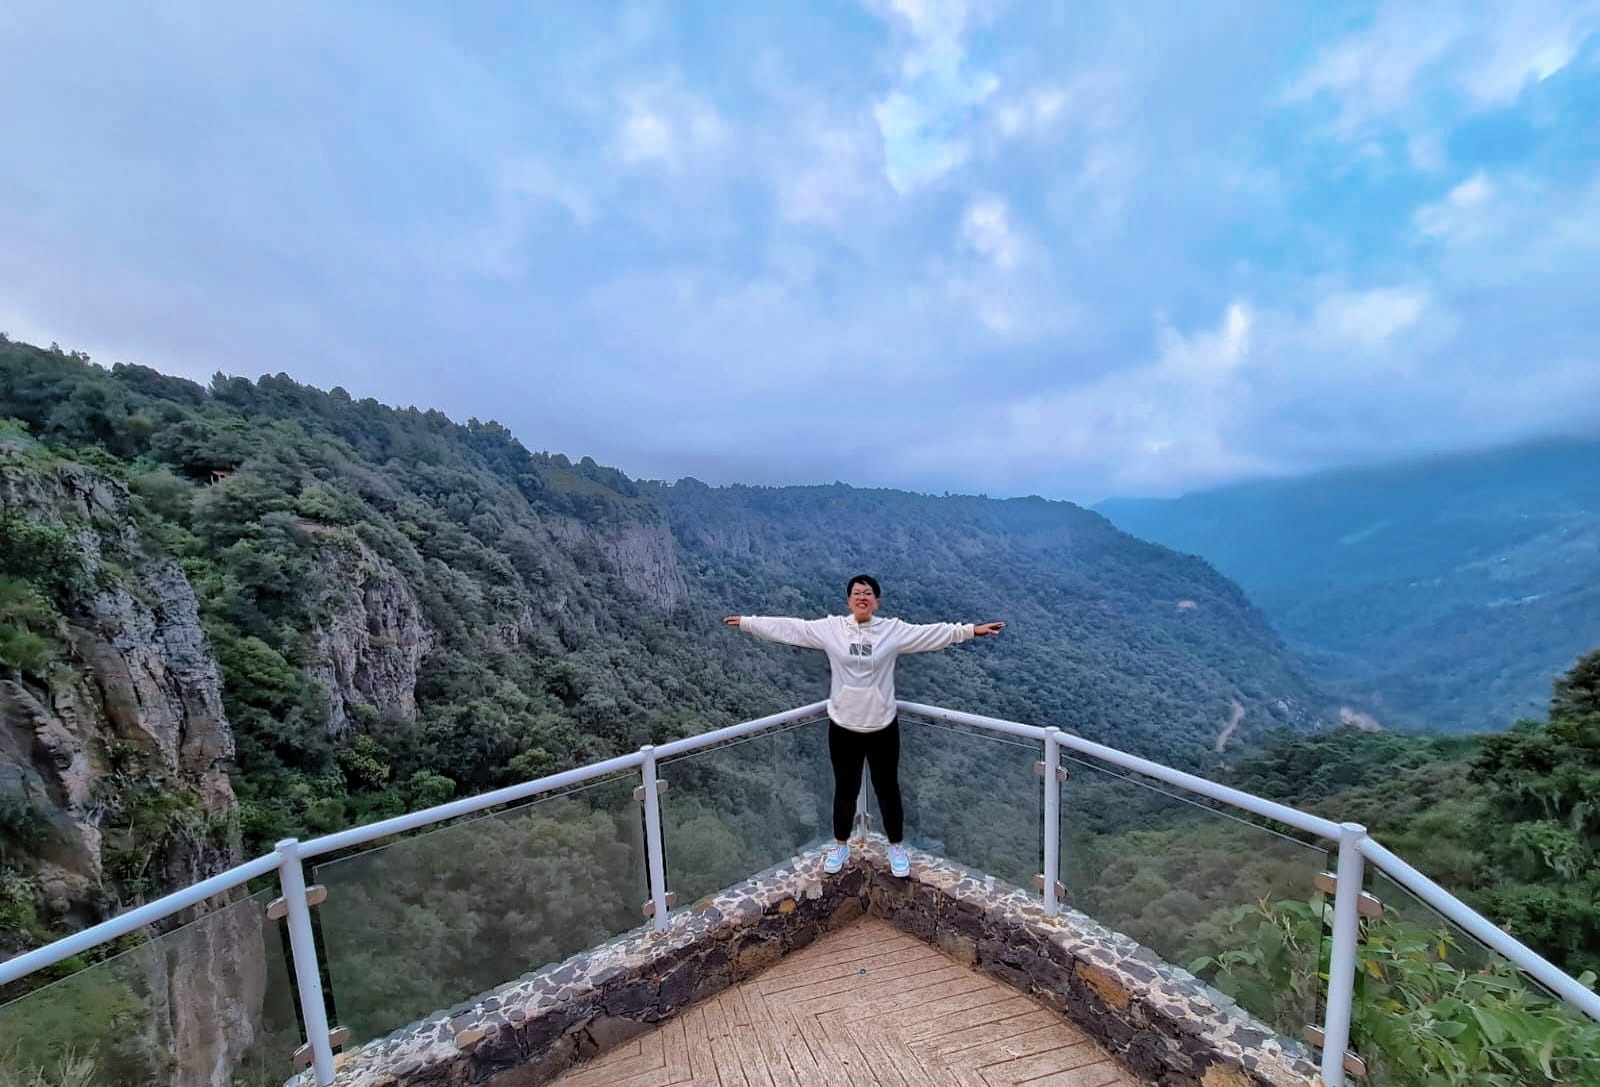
[301,840,1319,1087]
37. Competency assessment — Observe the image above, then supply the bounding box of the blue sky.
[2,1,1597,501]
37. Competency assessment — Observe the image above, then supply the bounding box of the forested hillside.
[0,337,1327,956]
[1096,437,1600,732]
[1063,649,1600,1084]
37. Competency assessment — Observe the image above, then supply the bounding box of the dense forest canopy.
[0,338,1326,937]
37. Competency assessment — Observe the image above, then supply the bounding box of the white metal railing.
[2,699,1596,1087]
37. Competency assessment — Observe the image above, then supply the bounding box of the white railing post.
[640,745,671,933]
[855,775,870,841]
[1320,822,1367,1087]
[1042,727,1063,917]
[275,838,336,1086]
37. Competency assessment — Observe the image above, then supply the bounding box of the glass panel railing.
[1060,755,1329,1040]
[660,718,833,906]
[313,774,645,1047]
[237,889,305,1087]
[0,887,299,1087]
[1352,870,1600,1087]
[885,717,1041,891]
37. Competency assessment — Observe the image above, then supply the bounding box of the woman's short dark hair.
[847,574,881,598]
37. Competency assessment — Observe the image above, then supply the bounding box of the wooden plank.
[846,1022,942,1087]
[810,1008,882,1086]
[757,944,933,995]
[660,1014,698,1084]
[763,959,961,1011]
[702,990,753,1087]
[785,963,979,1014]
[722,987,781,1087]
[973,1040,1104,1085]
[996,1064,1121,1087]
[903,994,1037,1041]
[805,969,989,1016]
[679,1003,720,1085]
[940,1025,1088,1068]
[730,985,804,1087]
[929,1009,1060,1055]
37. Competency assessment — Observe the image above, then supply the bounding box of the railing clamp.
[265,884,327,922]
[642,892,678,918]
[1033,875,1065,897]
[1034,760,1068,783]
[633,778,668,801]
[1303,1026,1368,1078]
[1314,871,1384,918]
[293,1028,352,1071]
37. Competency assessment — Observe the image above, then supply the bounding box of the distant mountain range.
[1096,436,1600,731]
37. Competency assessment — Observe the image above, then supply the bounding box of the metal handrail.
[0,851,281,987]
[1,697,1595,1087]
[901,701,1343,841]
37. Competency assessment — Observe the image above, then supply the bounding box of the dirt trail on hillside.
[1216,699,1245,753]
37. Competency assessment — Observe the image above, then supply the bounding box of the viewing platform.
[551,916,1140,1087]
[2,702,1598,1087]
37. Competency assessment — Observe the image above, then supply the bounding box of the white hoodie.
[737,614,974,732]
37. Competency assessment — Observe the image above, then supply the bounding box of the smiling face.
[847,577,880,623]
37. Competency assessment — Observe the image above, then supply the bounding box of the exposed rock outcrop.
[304,533,434,737]
[0,446,264,1087]
[547,515,686,610]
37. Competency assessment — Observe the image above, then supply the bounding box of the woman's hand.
[973,622,1005,637]
[723,616,742,627]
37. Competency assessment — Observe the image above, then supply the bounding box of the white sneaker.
[824,842,850,874]
[888,844,910,878]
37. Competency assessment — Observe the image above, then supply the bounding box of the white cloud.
[1313,287,1429,348]
[992,71,1135,230]
[990,70,1124,141]
[777,121,884,227]
[961,196,1021,270]
[993,84,1068,138]
[615,83,728,169]
[937,285,1453,493]
[1461,2,1598,105]
[1284,6,1463,135]
[501,159,594,225]
[619,107,674,162]
[944,194,1076,338]
[866,0,999,192]
[1284,2,1600,144]
[1415,170,1496,238]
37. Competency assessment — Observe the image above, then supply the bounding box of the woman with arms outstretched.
[724,574,1004,877]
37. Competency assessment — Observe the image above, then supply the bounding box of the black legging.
[828,718,903,843]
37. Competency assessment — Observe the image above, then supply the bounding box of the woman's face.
[848,583,879,622]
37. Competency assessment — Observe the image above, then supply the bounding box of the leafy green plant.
[1192,899,1600,1085]
[0,1045,97,1087]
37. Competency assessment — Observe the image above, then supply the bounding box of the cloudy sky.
[2,1,1597,501]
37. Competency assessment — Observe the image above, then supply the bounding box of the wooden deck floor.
[554,917,1144,1087]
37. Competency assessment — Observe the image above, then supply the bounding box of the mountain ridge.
[1095,433,1600,731]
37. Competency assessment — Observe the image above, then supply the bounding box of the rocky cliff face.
[0,453,238,915]
[0,447,266,1087]
[304,531,434,737]
[547,514,686,610]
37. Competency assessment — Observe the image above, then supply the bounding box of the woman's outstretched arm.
[723,615,831,649]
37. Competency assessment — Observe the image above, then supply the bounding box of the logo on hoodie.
[849,642,874,657]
